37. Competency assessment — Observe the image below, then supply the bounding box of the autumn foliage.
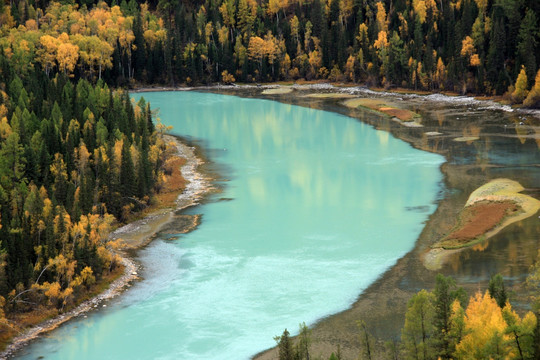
[0,68,170,336]
[1,0,538,100]
[398,276,538,360]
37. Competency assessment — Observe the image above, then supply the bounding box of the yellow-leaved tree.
[57,33,79,75]
[455,291,509,359]
[461,36,480,67]
[523,69,540,107]
[512,66,529,103]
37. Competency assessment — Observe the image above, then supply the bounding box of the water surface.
[18,92,444,359]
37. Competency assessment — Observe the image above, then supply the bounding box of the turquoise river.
[17,92,444,359]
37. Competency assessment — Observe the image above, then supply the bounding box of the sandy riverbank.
[1,135,213,359]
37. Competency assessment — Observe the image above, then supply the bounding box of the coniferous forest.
[0,65,166,314]
[0,0,539,356]
[0,4,171,328]
[1,0,539,101]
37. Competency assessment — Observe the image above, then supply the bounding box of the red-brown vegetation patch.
[378,107,416,121]
[162,156,187,192]
[441,201,520,248]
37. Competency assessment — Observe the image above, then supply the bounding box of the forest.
[0,0,539,355]
[0,62,170,320]
[0,0,183,332]
[0,6,174,341]
[0,0,539,103]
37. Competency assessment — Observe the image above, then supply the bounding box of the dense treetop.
[0,29,169,334]
[1,0,539,104]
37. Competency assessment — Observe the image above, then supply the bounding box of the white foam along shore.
[0,135,213,360]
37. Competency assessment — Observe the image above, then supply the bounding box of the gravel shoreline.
[1,135,212,359]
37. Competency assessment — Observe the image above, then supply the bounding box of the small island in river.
[425,178,540,270]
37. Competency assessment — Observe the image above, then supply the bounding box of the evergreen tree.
[120,138,136,198]
[432,274,467,360]
[488,274,508,308]
[274,328,295,360]
[516,9,538,87]
[0,132,26,191]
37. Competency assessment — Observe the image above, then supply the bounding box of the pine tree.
[0,132,26,191]
[433,274,467,359]
[119,138,136,198]
[488,274,508,308]
[274,328,295,360]
[516,9,538,88]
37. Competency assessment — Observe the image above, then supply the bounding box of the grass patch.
[343,98,420,122]
[261,88,293,95]
[304,93,356,99]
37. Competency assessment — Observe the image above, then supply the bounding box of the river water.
[17,91,446,359]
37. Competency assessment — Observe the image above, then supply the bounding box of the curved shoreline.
[1,135,213,359]
[134,85,538,359]
[4,85,537,359]
[134,84,538,359]
[236,85,539,359]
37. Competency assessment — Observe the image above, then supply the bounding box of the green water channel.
[17,92,444,359]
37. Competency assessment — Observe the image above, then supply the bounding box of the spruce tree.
[516,9,538,87]
[120,138,136,198]
[488,274,508,308]
[432,274,467,360]
[274,329,295,360]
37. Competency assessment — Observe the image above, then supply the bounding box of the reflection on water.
[17,92,445,360]
[446,214,539,299]
[390,97,539,298]
[279,89,538,316]
[15,90,539,359]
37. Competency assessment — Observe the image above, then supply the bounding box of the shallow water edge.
[6,85,538,360]
[1,135,214,359]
